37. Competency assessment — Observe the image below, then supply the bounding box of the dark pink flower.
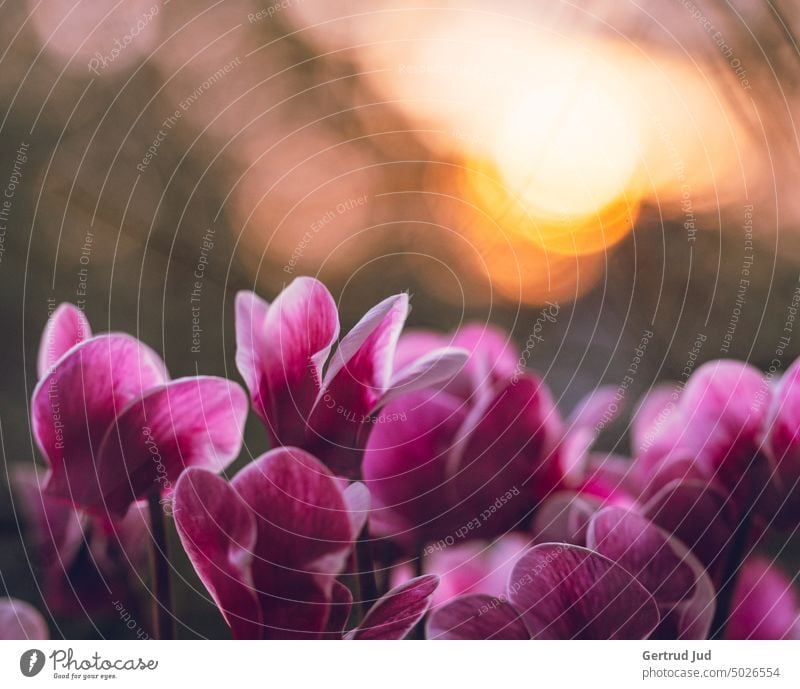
[0,598,49,640]
[174,446,438,639]
[32,303,248,517]
[235,279,467,478]
[633,359,800,527]
[427,543,660,639]
[363,324,565,545]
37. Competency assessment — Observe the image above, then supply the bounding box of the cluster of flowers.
[1,277,799,640]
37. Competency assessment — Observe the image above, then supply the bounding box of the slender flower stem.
[147,489,174,640]
[710,513,751,639]
[355,525,379,618]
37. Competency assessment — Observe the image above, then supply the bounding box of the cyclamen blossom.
[173,446,438,639]
[363,323,592,545]
[428,506,713,640]
[32,303,247,517]
[235,278,468,478]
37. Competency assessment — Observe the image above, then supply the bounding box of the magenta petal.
[726,557,800,640]
[376,346,469,411]
[651,539,716,640]
[37,303,91,377]
[508,544,660,639]
[32,335,168,509]
[642,479,736,582]
[0,598,49,640]
[587,507,696,607]
[234,290,271,400]
[231,447,354,639]
[173,468,261,639]
[426,594,530,640]
[363,390,466,541]
[766,358,800,527]
[450,323,519,394]
[350,575,438,640]
[236,280,339,447]
[307,294,409,476]
[95,377,247,516]
[325,580,353,639]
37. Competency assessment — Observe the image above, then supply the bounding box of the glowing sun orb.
[492,55,640,219]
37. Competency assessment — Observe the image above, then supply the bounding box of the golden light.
[490,50,642,222]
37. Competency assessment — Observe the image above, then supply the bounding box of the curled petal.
[343,481,371,537]
[309,293,409,477]
[324,581,353,639]
[348,575,439,640]
[37,303,91,377]
[95,377,248,517]
[376,346,469,412]
[426,594,530,640]
[32,335,168,509]
[508,544,660,639]
[173,469,261,639]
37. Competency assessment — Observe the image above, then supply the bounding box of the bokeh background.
[2,0,800,637]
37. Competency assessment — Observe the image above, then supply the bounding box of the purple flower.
[32,303,248,517]
[362,323,565,545]
[0,598,49,640]
[235,278,467,478]
[173,446,438,639]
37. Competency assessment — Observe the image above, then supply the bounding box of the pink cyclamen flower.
[235,278,468,479]
[428,504,716,640]
[633,359,800,529]
[32,303,248,517]
[11,466,148,616]
[174,446,438,639]
[0,598,49,640]
[363,323,565,545]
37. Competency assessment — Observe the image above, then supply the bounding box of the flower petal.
[324,580,353,639]
[426,594,530,640]
[349,575,438,640]
[363,390,466,542]
[766,358,800,527]
[0,598,49,640]
[642,479,736,583]
[307,294,408,477]
[173,468,261,639]
[37,303,91,377]
[508,544,660,639]
[586,507,696,608]
[231,447,354,639]
[235,280,339,447]
[32,335,168,509]
[376,347,469,412]
[95,377,247,516]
